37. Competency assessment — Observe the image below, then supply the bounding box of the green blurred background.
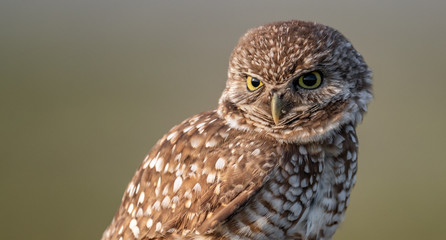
[1,0,445,239]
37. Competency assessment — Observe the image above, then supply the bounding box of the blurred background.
[1,0,445,239]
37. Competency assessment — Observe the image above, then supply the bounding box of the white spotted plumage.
[102,20,371,240]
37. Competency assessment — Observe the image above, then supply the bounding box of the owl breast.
[211,125,358,240]
[103,111,358,240]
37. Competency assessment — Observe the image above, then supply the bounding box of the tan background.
[1,1,445,239]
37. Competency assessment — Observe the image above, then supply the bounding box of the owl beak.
[271,92,282,125]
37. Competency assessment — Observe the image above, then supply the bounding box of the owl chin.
[273,107,365,144]
[220,100,364,144]
[270,119,346,144]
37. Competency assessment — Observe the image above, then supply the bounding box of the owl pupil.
[303,74,317,86]
[251,78,260,87]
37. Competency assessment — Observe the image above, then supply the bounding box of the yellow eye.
[296,71,323,89]
[246,76,264,92]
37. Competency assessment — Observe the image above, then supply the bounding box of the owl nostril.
[270,90,285,99]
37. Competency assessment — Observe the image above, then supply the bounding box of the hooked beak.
[271,92,283,125]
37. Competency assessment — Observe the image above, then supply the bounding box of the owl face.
[218,20,372,143]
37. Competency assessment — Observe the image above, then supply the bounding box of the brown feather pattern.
[102,20,372,240]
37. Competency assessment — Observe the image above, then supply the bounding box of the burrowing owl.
[102,20,372,240]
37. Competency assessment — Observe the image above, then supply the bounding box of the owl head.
[218,20,372,143]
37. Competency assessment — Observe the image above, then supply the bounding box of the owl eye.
[295,71,323,89]
[246,76,264,92]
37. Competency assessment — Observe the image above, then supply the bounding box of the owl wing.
[102,110,279,240]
